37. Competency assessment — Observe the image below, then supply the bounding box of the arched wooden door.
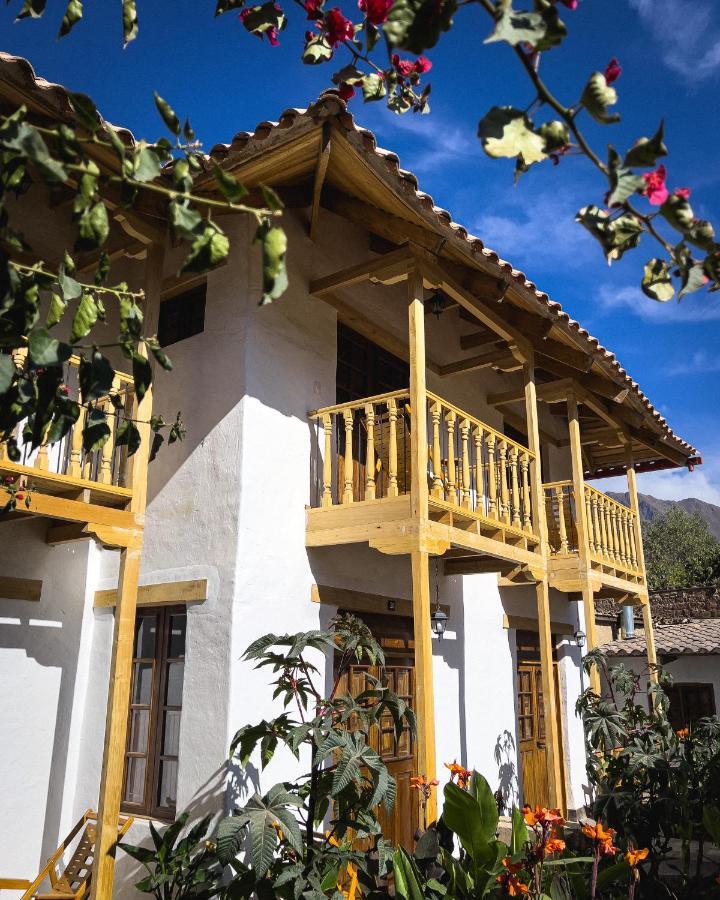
[334,613,418,849]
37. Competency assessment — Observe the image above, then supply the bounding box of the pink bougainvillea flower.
[338,82,356,101]
[358,0,392,25]
[604,57,621,84]
[558,0,578,8]
[322,7,354,45]
[304,0,322,17]
[391,53,432,78]
[674,187,691,200]
[414,54,432,73]
[642,164,669,206]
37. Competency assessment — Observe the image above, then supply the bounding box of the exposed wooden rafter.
[309,244,414,297]
[309,123,331,242]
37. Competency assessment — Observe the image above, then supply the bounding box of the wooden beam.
[488,378,574,407]
[625,445,656,684]
[309,245,413,297]
[0,575,42,602]
[311,582,450,618]
[309,124,331,241]
[94,579,208,609]
[411,550,437,822]
[91,243,163,900]
[438,346,519,377]
[502,614,574,636]
[459,327,498,350]
[0,488,136,530]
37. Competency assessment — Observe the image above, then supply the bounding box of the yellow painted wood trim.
[502,614,574,636]
[94,578,208,609]
[0,460,133,500]
[0,575,42,602]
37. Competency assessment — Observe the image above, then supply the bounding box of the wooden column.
[91,243,164,900]
[408,268,436,820]
[625,447,657,683]
[567,391,599,693]
[524,353,562,810]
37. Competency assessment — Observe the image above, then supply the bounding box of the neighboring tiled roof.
[0,55,700,461]
[604,620,720,656]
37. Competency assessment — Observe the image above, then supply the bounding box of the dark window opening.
[158,285,206,347]
[336,323,409,404]
[122,605,186,820]
[667,682,716,730]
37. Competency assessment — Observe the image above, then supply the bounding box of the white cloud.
[668,349,720,375]
[628,0,720,80]
[369,111,477,172]
[597,283,720,323]
[602,464,720,507]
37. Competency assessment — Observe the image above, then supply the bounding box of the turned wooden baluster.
[342,408,354,504]
[364,403,376,501]
[388,398,399,498]
[596,493,608,562]
[556,486,569,553]
[430,401,444,499]
[445,409,457,504]
[68,404,87,479]
[585,488,596,554]
[498,439,510,524]
[604,498,617,563]
[486,432,498,519]
[621,510,632,569]
[459,418,471,509]
[474,425,485,516]
[321,413,333,507]
[627,512,638,569]
[100,381,120,484]
[520,452,532,532]
[509,445,521,529]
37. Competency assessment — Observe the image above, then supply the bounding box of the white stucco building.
[0,53,701,898]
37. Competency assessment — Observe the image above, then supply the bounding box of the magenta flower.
[358,0,392,25]
[674,187,691,200]
[558,0,578,8]
[642,165,669,206]
[322,7,354,45]
[604,57,621,84]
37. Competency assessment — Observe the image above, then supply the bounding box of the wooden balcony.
[544,480,646,596]
[306,389,543,570]
[0,356,139,539]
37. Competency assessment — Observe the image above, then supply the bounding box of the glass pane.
[129,709,149,752]
[133,663,153,705]
[165,661,185,706]
[157,759,178,809]
[124,756,146,805]
[162,709,182,756]
[135,615,157,658]
[168,614,187,659]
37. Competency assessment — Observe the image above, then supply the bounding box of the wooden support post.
[642,600,658,683]
[91,243,164,900]
[408,268,436,820]
[582,585,601,695]
[625,446,656,683]
[524,353,562,809]
[411,550,437,822]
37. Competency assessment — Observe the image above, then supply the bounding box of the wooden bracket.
[309,123,332,241]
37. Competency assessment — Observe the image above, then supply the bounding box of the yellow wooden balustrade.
[0,354,136,490]
[310,389,540,538]
[543,480,642,578]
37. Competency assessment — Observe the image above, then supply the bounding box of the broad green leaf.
[115,418,141,455]
[0,355,14,393]
[70,293,100,343]
[133,147,161,183]
[68,92,100,133]
[624,121,667,168]
[59,269,82,301]
[132,351,152,401]
[510,806,528,855]
[181,222,230,273]
[240,2,286,37]
[478,106,546,164]
[641,258,674,302]
[686,219,716,251]
[170,201,203,239]
[122,0,138,45]
[15,0,47,20]
[485,3,566,52]
[303,34,334,64]
[678,263,706,299]
[28,328,71,366]
[661,192,695,233]
[0,118,67,183]
[76,202,109,251]
[581,72,620,125]
[361,73,388,102]
[384,0,456,54]
[467,771,499,842]
[255,221,288,305]
[58,0,83,37]
[46,293,67,328]
[442,780,495,864]
[79,351,114,401]
[392,847,424,900]
[538,120,569,154]
[596,860,629,889]
[153,92,180,136]
[82,416,111,453]
[607,167,645,207]
[575,205,642,262]
[216,816,247,865]
[212,162,249,203]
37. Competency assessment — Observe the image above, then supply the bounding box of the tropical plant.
[577,648,720,898]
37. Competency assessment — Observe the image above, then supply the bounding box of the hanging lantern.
[428,291,445,319]
[431,557,449,639]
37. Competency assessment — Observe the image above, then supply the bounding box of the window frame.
[121,604,186,821]
[667,681,716,730]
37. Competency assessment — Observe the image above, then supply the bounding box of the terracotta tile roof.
[603,620,720,656]
[0,56,699,461]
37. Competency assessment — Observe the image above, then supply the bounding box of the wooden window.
[667,682,716,730]
[122,606,186,820]
[336,323,409,403]
[158,284,206,347]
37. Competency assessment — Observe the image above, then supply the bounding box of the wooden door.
[335,614,418,849]
[516,631,565,810]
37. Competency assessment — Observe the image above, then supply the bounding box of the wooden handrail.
[309,389,410,418]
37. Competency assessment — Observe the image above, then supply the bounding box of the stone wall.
[596,584,720,627]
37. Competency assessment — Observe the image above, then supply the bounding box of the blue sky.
[3,0,719,502]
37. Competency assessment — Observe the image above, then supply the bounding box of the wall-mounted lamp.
[428,292,445,320]
[574,629,586,648]
[431,557,449,639]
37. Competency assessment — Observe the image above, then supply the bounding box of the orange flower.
[501,857,524,874]
[676,727,689,740]
[496,871,530,896]
[410,775,439,788]
[544,836,566,856]
[625,847,649,868]
[445,760,472,790]
[582,821,619,856]
[523,805,565,828]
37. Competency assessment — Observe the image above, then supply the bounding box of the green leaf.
[46,293,67,328]
[170,201,203,239]
[361,73,388,102]
[240,2,286,37]
[212,162,249,203]
[624,120,667,168]
[596,860,630,890]
[478,107,546,165]
[215,0,246,12]
[15,0,47,21]
[132,352,152,401]
[153,92,180,136]
[0,118,67,183]
[392,847,424,900]
[302,34,334,64]
[58,0,83,37]
[703,804,720,845]
[467,770,499,841]
[0,355,15,393]
[384,0,456,54]
[133,147,161,183]
[70,293,100,343]
[538,120,569,154]
[442,779,496,863]
[122,0,138,45]
[679,262,707,299]
[181,221,230,273]
[116,842,156,864]
[485,3,566,52]
[28,328,71,366]
[510,806,528,855]
[216,816,247,865]
[576,205,643,262]
[59,269,82,302]
[83,415,111,453]
[115,418,141,455]
[641,258,675,302]
[581,72,620,125]
[255,221,288,305]
[76,202,109,251]
[68,92,100,133]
